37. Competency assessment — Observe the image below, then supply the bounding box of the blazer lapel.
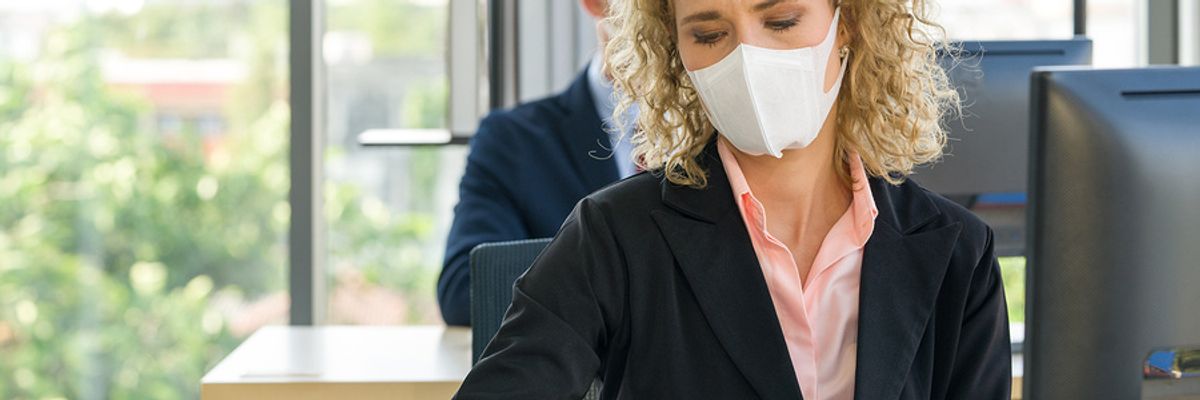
[652,141,803,400]
[651,141,964,400]
[556,67,620,190]
[853,179,963,400]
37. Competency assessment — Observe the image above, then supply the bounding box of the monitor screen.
[1025,66,1200,399]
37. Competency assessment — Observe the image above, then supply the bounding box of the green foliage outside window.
[0,1,449,398]
[0,24,282,398]
[998,256,1025,324]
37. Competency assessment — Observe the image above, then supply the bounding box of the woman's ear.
[580,0,607,19]
[836,12,854,51]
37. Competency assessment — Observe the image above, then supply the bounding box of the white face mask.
[687,8,847,158]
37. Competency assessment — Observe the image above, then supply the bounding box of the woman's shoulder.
[577,171,666,214]
[886,177,994,251]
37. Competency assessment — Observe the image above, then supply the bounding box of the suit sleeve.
[438,115,531,326]
[946,227,1013,399]
[453,198,627,399]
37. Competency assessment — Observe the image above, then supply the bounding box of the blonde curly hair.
[605,0,959,188]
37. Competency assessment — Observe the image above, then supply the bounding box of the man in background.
[437,0,637,326]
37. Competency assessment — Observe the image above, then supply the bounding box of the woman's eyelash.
[765,18,799,31]
[693,31,727,47]
[690,17,796,47]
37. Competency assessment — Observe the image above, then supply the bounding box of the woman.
[455,0,1011,399]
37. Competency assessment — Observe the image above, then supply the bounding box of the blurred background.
[0,0,1182,398]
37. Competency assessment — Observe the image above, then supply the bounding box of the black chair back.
[468,238,552,362]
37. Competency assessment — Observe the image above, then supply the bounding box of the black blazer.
[439,70,622,325]
[455,140,1012,400]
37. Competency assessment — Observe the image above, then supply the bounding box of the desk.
[203,325,1024,399]
[201,325,471,400]
[1013,353,1023,399]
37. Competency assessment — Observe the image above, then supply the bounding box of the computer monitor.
[913,39,1092,196]
[1025,66,1200,399]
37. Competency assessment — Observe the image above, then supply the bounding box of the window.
[937,0,1142,67]
[322,0,465,324]
[1088,0,1140,67]
[0,2,288,398]
[937,0,1074,40]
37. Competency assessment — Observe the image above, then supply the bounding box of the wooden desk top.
[201,325,471,400]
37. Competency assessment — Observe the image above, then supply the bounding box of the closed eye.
[765,18,799,31]
[693,31,728,47]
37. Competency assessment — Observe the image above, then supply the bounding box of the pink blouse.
[717,140,879,400]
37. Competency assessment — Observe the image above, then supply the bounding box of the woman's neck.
[722,116,850,241]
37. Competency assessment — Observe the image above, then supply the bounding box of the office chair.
[469,237,552,362]
[468,238,600,399]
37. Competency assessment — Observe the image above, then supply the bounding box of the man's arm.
[438,114,530,326]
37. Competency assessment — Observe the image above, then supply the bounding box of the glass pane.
[937,0,1141,67]
[323,0,464,324]
[1088,0,1140,67]
[0,1,288,399]
[936,0,1073,40]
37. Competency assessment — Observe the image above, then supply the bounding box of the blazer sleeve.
[946,226,1013,399]
[438,115,531,326]
[453,198,627,400]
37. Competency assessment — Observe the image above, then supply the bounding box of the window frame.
[289,0,326,325]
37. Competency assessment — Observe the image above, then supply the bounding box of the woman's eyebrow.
[680,10,721,25]
[752,0,793,12]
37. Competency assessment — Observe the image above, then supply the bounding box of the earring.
[838,46,851,59]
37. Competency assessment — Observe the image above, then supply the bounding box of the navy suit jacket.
[454,139,1012,399]
[438,70,621,326]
